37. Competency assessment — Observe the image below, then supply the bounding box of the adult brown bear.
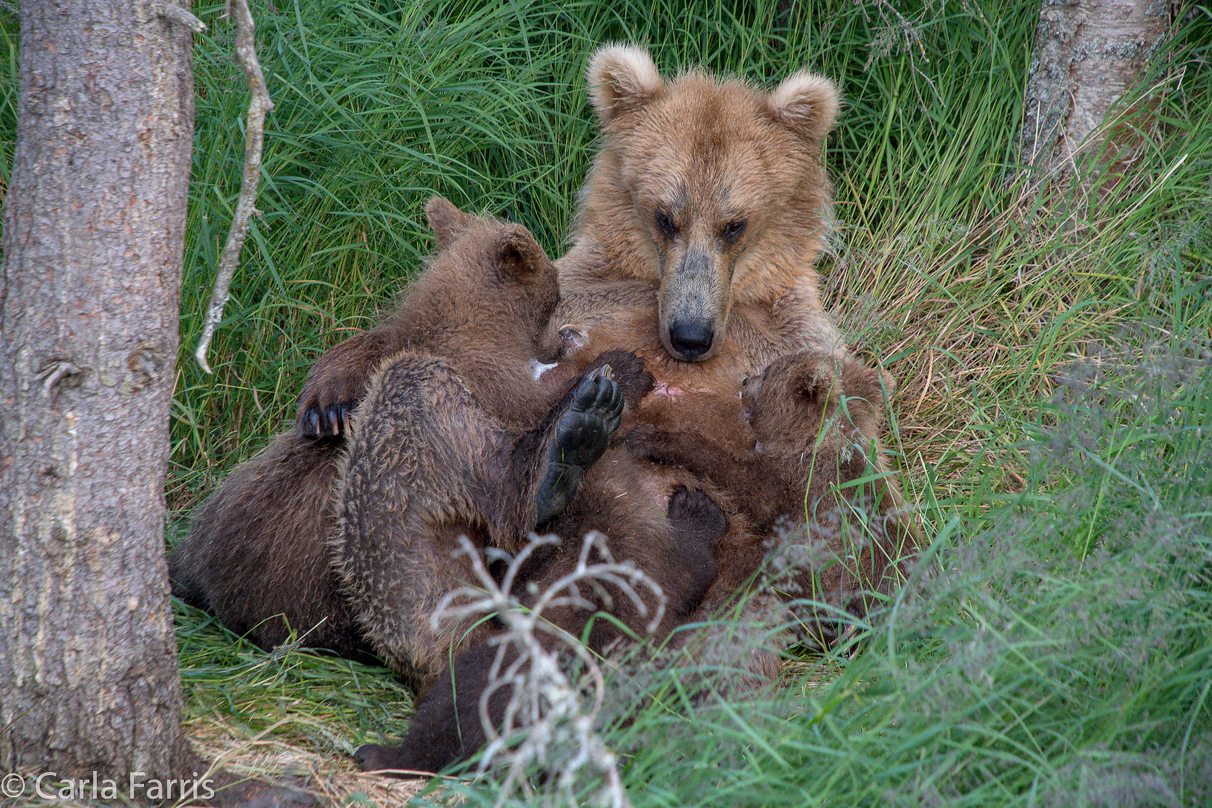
[294,46,912,644]
[546,45,917,617]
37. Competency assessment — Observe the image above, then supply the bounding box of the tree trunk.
[1019,0,1172,180]
[0,0,199,789]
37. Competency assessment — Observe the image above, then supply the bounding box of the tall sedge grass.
[1,1,1209,806]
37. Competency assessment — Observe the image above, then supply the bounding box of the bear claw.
[298,401,355,439]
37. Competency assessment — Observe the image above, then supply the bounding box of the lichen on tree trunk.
[0,0,200,789]
[1018,0,1172,180]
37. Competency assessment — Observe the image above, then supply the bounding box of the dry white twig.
[433,532,665,808]
[194,0,274,373]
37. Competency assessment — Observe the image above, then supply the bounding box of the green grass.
[2,1,1210,806]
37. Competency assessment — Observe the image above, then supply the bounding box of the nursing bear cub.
[630,350,917,643]
[167,197,580,661]
[334,207,722,688]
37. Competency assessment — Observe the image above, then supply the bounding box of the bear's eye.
[654,209,678,238]
[721,218,748,243]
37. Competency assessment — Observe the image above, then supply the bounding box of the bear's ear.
[765,70,840,144]
[843,358,894,404]
[587,44,664,128]
[789,353,837,405]
[426,196,475,249]
[496,224,551,281]
[840,358,894,426]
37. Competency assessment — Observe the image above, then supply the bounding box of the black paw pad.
[668,486,727,553]
[588,349,653,404]
[354,743,422,778]
[534,367,624,526]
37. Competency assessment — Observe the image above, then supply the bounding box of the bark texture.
[0,0,198,786]
[1019,0,1171,178]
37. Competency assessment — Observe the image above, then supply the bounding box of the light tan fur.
[558,44,844,382]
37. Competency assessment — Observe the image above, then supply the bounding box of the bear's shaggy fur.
[332,337,716,689]
[333,346,648,688]
[168,432,367,658]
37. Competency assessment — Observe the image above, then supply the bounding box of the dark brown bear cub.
[168,198,633,668]
[630,350,919,641]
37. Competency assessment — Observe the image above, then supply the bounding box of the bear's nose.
[668,318,715,360]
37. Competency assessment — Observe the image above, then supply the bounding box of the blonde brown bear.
[550,47,903,614]
[555,43,845,393]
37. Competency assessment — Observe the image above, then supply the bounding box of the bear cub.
[352,483,724,777]
[629,350,919,642]
[168,198,639,672]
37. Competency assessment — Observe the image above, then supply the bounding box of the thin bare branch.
[194,0,274,373]
[154,1,207,33]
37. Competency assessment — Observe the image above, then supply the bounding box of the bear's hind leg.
[356,643,511,777]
